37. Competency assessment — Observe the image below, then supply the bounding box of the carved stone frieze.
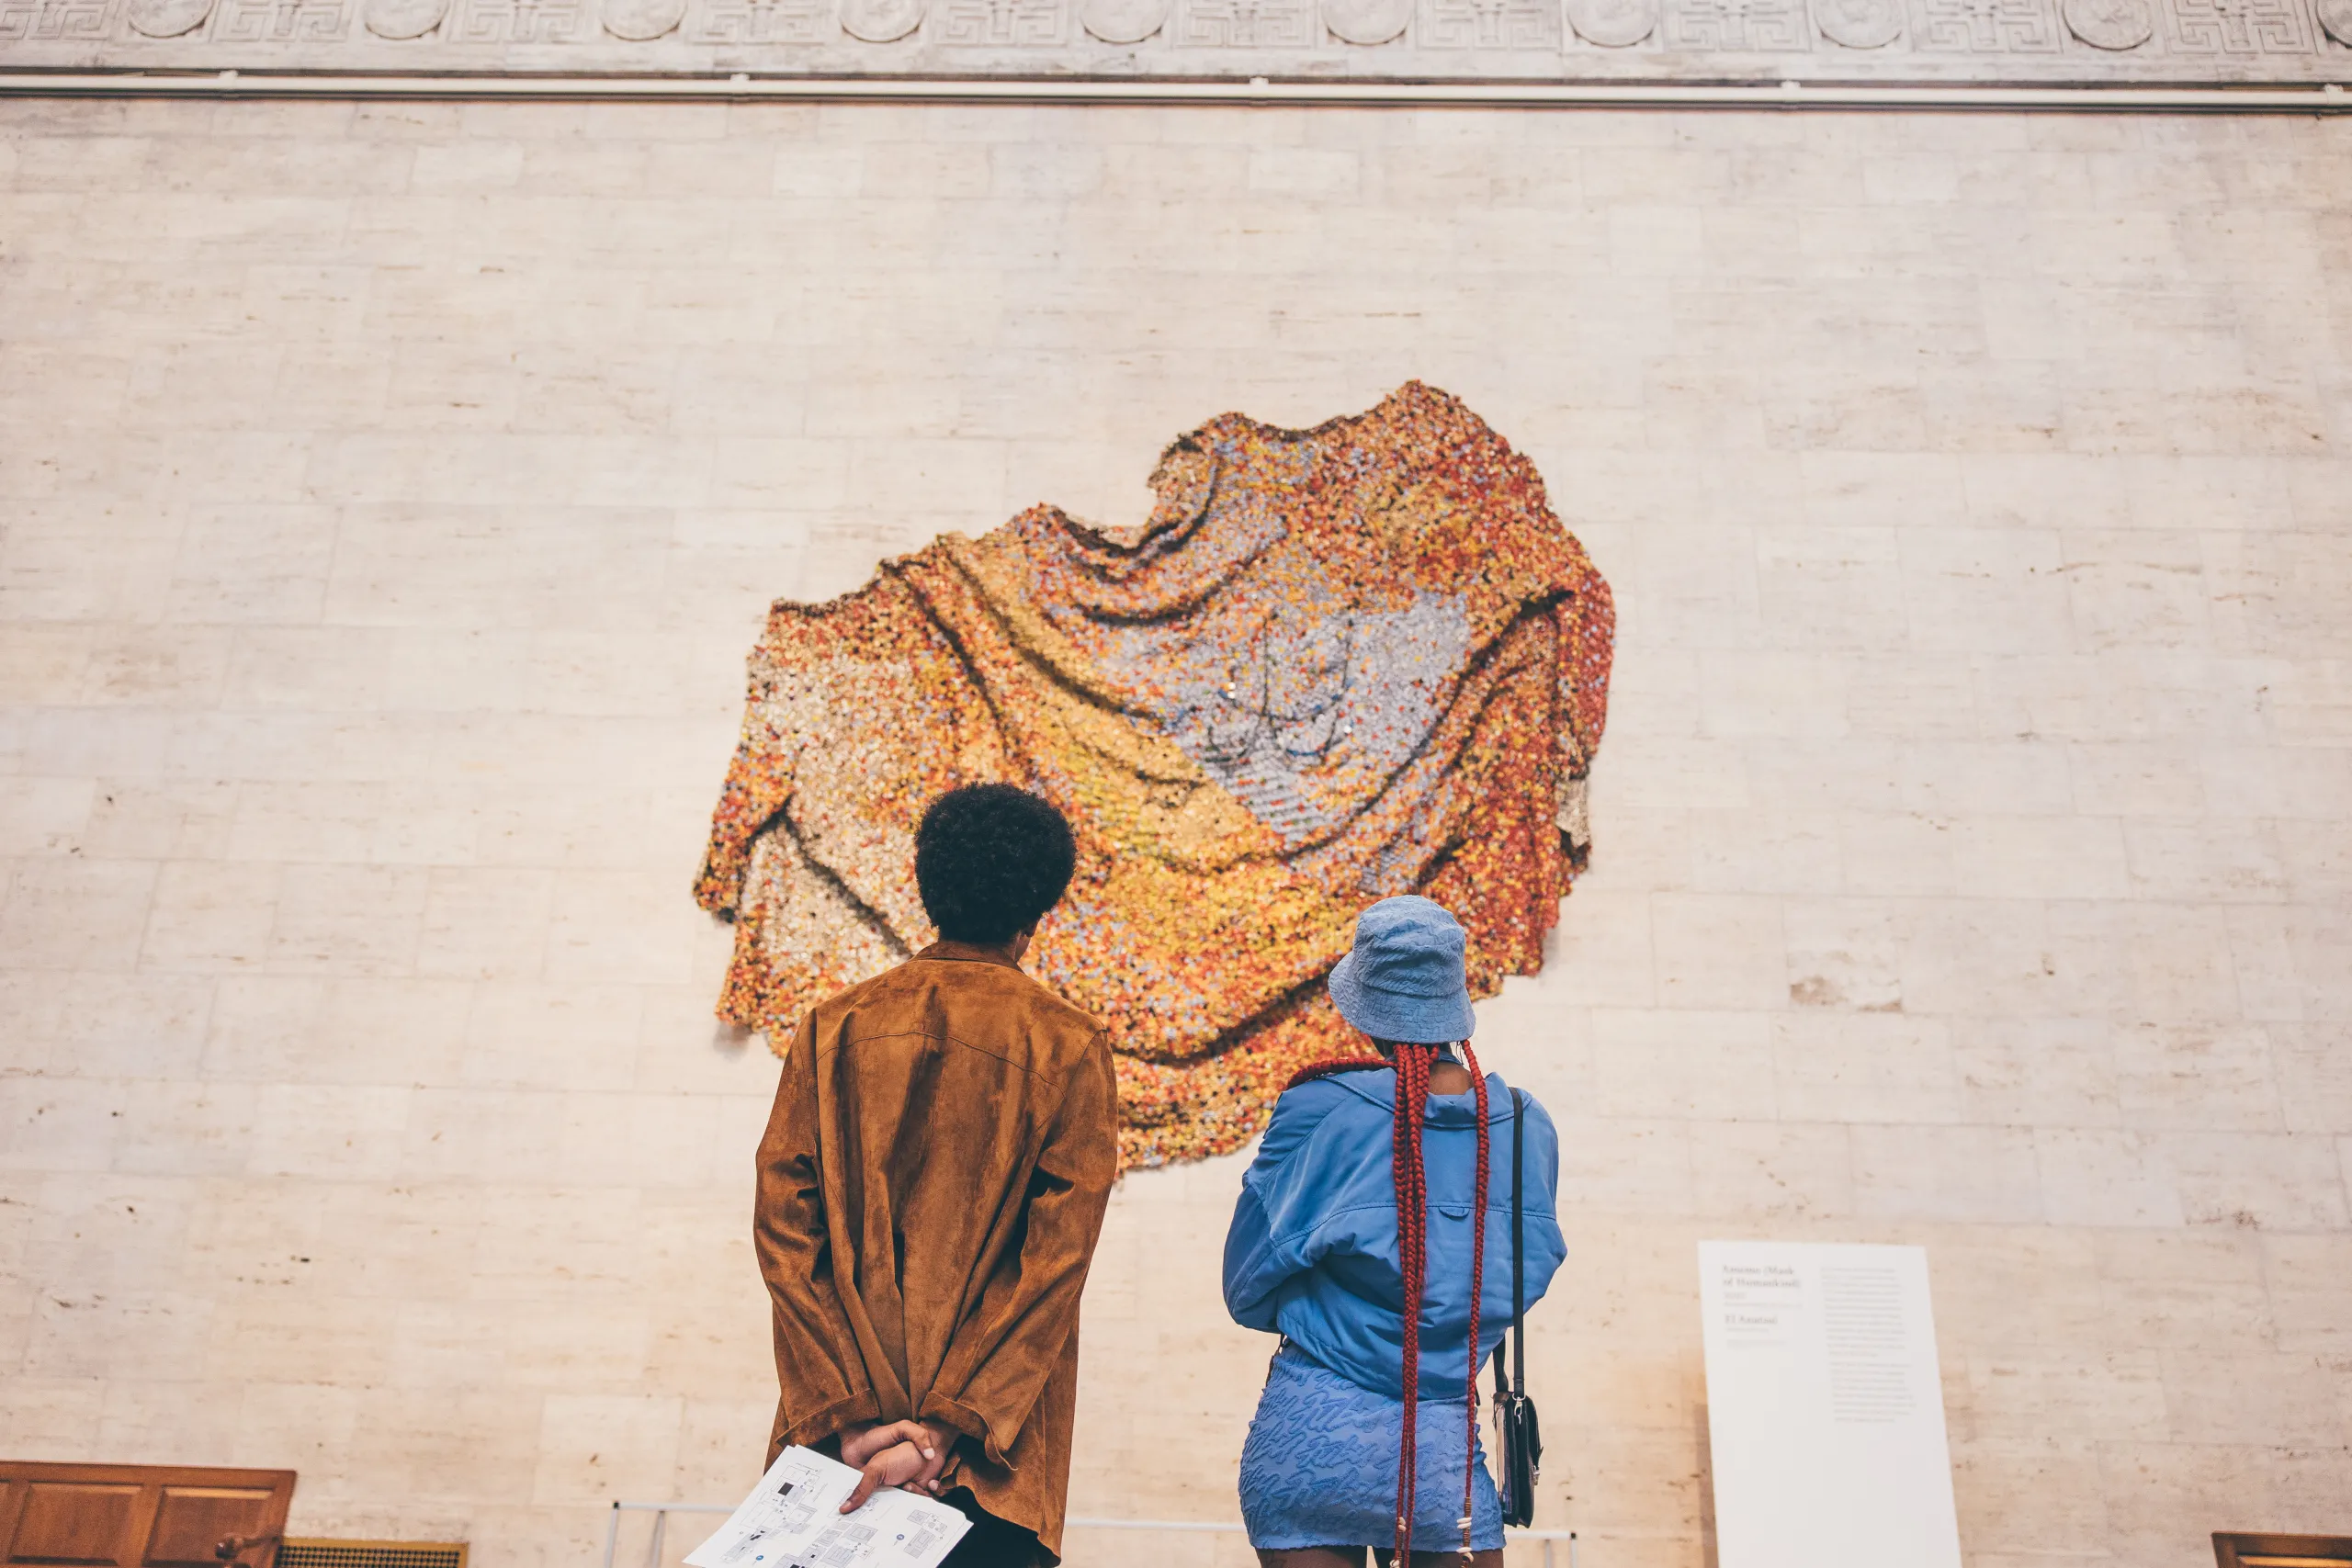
[125,0,209,31]
[1563,0,1654,40]
[1815,0,1901,43]
[839,0,921,37]
[2062,0,2151,44]
[0,0,112,37]
[2,0,2346,98]
[1423,0,1561,47]
[2165,0,2311,50]
[605,0,684,36]
[450,0,589,39]
[1910,0,2061,51]
[1664,0,1809,49]
[1172,0,1313,45]
[210,0,350,39]
[1323,0,1408,42]
[363,0,443,35]
[1079,0,1163,36]
[937,0,1062,44]
[690,0,826,40]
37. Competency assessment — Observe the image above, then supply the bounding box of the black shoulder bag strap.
[1489,1088,1541,1527]
[1511,1087,1525,1398]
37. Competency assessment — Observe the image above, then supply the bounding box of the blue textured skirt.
[1238,1342,1504,1553]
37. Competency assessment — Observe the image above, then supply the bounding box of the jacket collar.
[916,940,1024,971]
[1323,1065,1519,1126]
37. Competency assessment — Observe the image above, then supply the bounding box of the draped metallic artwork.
[695,382,1614,1167]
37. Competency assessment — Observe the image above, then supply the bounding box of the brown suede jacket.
[754,942,1119,1562]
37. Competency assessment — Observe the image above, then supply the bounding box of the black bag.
[1491,1088,1544,1528]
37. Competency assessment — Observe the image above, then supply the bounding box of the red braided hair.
[1387,1040,1492,1562]
[1283,1056,1386,1091]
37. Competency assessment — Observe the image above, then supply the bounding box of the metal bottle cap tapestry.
[695,381,1614,1168]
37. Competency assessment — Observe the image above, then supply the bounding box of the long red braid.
[1386,1040,1491,1562]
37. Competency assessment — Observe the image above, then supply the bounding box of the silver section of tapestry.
[3,0,2347,83]
[1090,565,1472,862]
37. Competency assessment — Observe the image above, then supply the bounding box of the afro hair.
[913,784,1077,947]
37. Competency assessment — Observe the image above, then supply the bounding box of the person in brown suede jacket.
[754,784,1119,1568]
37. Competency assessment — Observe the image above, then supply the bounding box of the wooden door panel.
[145,1491,278,1568]
[0,1468,295,1568]
[8,1484,141,1566]
[2215,1536,2352,1568]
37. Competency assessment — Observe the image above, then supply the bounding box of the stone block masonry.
[1,100,2349,1566]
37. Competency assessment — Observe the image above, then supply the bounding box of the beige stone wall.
[3,97,2349,1568]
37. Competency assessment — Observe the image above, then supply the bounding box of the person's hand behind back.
[836,1419,954,1510]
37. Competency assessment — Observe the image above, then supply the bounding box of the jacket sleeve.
[754,1014,882,1454]
[918,1034,1119,1466]
[1515,1090,1570,1312]
[1222,1083,1347,1331]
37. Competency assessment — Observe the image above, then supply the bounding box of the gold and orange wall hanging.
[695,382,1615,1168]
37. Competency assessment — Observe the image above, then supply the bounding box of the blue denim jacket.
[1222,1067,1566,1404]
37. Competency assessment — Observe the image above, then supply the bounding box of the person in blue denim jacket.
[1224,896,1566,1567]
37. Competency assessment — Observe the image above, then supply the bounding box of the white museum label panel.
[1698,1240,1962,1568]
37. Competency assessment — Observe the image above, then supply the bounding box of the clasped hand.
[834,1418,956,1513]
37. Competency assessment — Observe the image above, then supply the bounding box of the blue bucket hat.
[1327,895,1476,1045]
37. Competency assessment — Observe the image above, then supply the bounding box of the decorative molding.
[2165,0,2311,51]
[1079,0,1164,37]
[451,0,590,41]
[839,0,922,39]
[605,0,685,38]
[0,0,112,37]
[936,0,1064,45]
[1663,0,1811,50]
[1428,0,1564,47]
[1911,0,2062,52]
[126,0,210,31]
[1172,0,1314,45]
[2063,0,2152,46]
[691,0,829,42]
[363,0,445,37]
[1815,0,1903,43]
[1323,0,1409,43]
[0,0,2344,85]
[1563,0,1654,41]
[211,0,353,40]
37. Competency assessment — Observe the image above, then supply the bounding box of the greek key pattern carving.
[0,0,112,36]
[1172,0,1313,44]
[1663,0,1808,48]
[451,0,588,39]
[209,0,350,39]
[1421,0,1560,47]
[937,0,1064,43]
[2164,0,2311,49]
[687,0,825,38]
[1911,0,2061,49]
